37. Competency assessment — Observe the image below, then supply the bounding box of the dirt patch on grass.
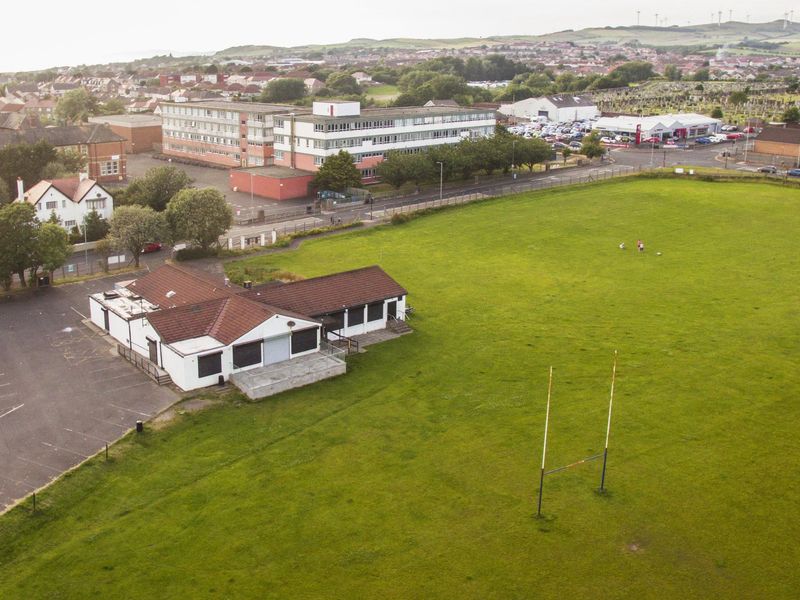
[151,397,222,429]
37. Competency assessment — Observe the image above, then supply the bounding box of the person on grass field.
[637,239,644,252]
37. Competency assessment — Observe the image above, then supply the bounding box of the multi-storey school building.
[271,101,497,179]
[160,101,294,168]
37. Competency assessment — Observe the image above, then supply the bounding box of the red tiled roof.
[49,178,81,200]
[127,263,231,308]
[241,266,407,316]
[147,295,278,345]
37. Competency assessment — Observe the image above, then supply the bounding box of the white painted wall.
[325,295,407,340]
[30,184,113,231]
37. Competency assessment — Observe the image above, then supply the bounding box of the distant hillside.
[214,20,800,59]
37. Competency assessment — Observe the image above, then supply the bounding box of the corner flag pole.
[537,366,553,517]
[599,351,617,492]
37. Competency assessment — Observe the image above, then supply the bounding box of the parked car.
[757,165,778,174]
[141,242,163,254]
[726,132,744,140]
[695,137,712,144]
[600,136,615,144]
[568,141,583,150]
[743,126,756,134]
[787,168,800,177]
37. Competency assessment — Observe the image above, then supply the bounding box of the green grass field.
[1,179,799,598]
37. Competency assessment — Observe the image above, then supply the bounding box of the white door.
[263,335,290,365]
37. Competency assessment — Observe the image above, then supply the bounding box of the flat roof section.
[89,114,162,128]
[293,105,495,124]
[161,100,306,114]
[234,166,315,179]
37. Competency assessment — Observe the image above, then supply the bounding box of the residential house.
[16,175,114,232]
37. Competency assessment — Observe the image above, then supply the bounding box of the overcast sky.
[0,1,794,72]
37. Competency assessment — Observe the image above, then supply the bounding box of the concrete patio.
[230,352,347,400]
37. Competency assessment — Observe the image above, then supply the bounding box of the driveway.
[0,275,177,511]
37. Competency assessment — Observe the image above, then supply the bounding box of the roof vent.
[165,290,176,298]
[103,291,120,299]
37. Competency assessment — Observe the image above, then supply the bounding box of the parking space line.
[41,442,90,460]
[88,365,118,374]
[88,415,129,429]
[15,455,63,473]
[64,427,112,444]
[0,404,23,420]
[0,473,36,490]
[70,306,88,319]
[105,381,151,394]
[0,382,10,387]
[109,403,152,417]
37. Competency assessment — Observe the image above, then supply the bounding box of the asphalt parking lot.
[0,275,177,511]
[126,154,310,218]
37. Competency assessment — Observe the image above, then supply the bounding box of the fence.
[219,167,638,252]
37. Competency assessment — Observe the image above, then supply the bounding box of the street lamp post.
[82,222,88,266]
[511,139,517,178]
[436,161,443,201]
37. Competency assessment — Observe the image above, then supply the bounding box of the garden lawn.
[1,179,799,599]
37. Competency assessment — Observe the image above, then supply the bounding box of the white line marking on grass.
[109,403,152,417]
[41,442,90,459]
[0,404,23,420]
[70,306,88,319]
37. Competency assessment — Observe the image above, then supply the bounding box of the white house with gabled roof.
[16,175,113,231]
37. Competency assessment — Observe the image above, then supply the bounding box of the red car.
[727,132,745,140]
[743,126,756,134]
[141,242,163,254]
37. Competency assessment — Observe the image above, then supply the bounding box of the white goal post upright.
[599,350,618,492]
[537,366,553,518]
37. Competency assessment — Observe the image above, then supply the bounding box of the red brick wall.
[87,140,127,183]
[229,170,314,201]
[105,124,162,154]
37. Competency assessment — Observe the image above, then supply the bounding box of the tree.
[109,205,166,267]
[663,64,682,81]
[0,140,58,192]
[312,150,362,192]
[29,223,70,284]
[97,98,126,115]
[693,68,710,82]
[94,237,115,273]
[561,147,573,164]
[326,72,361,96]
[259,78,306,103]
[0,179,10,205]
[205,64,219,74]
[729,91,748,106]
[55,88,97,124]
[515,138,552,171]
[0,203,38,287]
[123,166,193,211]
[166,188,233,251]
[710,107,724,119]
[580,132,606,159]
[781,105,800,123]
[82,210,110,242]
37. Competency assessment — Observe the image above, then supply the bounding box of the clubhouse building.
[88,264,408,397]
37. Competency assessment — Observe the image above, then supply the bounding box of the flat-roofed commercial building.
[89,114,163,154]
[272,101,497,180]
[160,101,297,168]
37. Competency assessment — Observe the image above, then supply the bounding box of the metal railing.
[319,340,347,361]
[117,344,170,384]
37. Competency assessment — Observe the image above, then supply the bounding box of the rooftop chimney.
[79,172,89,182]
[16,177,24,201]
